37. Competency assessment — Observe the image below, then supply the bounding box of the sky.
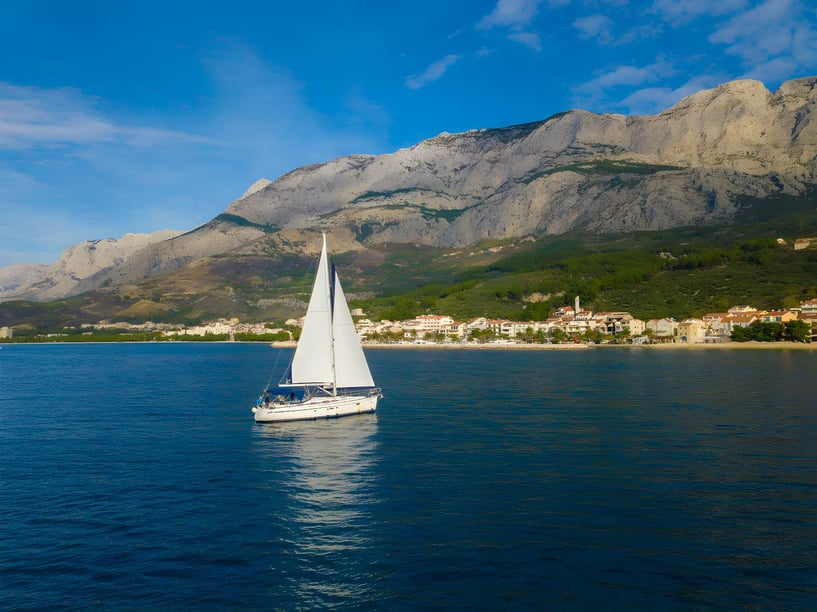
[1,0,816,268]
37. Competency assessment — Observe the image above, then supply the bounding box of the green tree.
[784,320,811,343]
[470,328,495,343]
[731,325,752,342]
[732,321,783,342]
[614,328,631,344]
[385,297,418,321]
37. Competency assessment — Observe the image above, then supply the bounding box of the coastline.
[339,340,817,351]
[3,340,813,350]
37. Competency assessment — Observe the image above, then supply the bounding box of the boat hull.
[252,393,379,423]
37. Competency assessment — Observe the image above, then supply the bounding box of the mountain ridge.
[1,75,816,304]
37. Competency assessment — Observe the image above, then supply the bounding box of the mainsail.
[284,234,374,391]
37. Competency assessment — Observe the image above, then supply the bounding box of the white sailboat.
[252,234,382,423]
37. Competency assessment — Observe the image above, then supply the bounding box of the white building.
[413,314,455,333]
[646,318,678,339]
[677,318,706,343]
[800,299,817,315]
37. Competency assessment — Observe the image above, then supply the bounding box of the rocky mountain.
[0,230,182,301]
[2,76,816,304]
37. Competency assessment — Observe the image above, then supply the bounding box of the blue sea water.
[1,343,816,609]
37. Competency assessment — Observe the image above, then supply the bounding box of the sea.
[1,342,815,610]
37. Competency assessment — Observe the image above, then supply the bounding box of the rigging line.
[300,243,320,291]
[267,347,285,389]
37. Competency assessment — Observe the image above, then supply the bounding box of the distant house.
[646,318,677,339]
[628,318,646,336]
[554,305,575,319]
[728,305,758,314]
[413,314,455,333]
[760,310,798,324]
[702,312,729,325]
[718,313,758,335]
[466,317,489,331]
[800,299,817,315]
[444,321,468,339]
[588,312,644,337]
[678,318,706,343]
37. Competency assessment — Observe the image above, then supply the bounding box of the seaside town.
[4,297,815,345]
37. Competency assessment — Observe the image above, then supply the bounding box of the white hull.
[253,393,379,423]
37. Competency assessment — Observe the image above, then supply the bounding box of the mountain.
[0,230,182,301]
[1,76,816,307]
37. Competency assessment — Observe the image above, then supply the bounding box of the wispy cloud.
[476,0,546,51]
[0,42,392,267]
[651,0,748,26]
[405,54,461,90]
[573,60,676,96]
[571,58,685,113]
[508,31,542,51]
[707,0,817,82]
[619,75,722,114]
[573,14,614,46]
[0,82,208,150]
[476,0,544,30]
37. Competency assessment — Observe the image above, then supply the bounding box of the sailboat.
[252,233,382,423]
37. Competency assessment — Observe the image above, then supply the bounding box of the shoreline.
[3,340,814,351]
[352,340,817,351]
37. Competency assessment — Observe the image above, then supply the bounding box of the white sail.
[332,269,375,388]
[288,235,334,385]
[254,233,381,422]
[285,233,374,389]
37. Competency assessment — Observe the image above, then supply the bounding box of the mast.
[325,234,337,397]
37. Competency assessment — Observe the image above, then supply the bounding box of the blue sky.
[1,0,815,267]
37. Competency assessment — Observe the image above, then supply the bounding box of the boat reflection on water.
[252,414,381,606]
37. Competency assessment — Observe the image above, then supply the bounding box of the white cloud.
[574,14,614,45]
[0,83,113,148]
[0,82,207,150]
[710,0,792,60]
[477,0,544,30]
[476,0,549,52]
[652,0,748,26]
[618,76,721,114]
[573,60,676,96]
[508,31,542,51]
[793,22,817,66]
[0,42,392,267]
[707,0,817,81]
[570,58,697,114]
[405,55,461,90]
[742,57,798,83]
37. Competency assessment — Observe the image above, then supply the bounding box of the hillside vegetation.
[352,191,817,322]
[2,191,816,332]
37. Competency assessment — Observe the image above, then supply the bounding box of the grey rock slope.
[2,76,815,302]
[0,230,182,301]
[227,77,816,246]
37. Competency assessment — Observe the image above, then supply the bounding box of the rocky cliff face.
[225,77,816,248]
[0,230,182,301]
[2,76,815,302]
